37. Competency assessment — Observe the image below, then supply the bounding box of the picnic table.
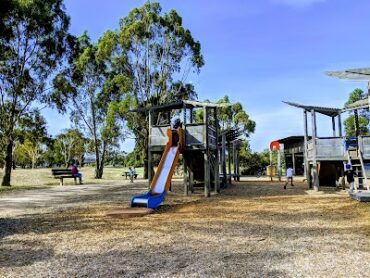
[122,171,138,180]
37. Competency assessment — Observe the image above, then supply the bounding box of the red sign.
[269,141,280,151]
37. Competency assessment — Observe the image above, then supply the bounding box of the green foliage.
[238,143,266,175]
[343,88,369,136]
[123,148,144,168]
[105,150,126,167]
[54,129,88,167]
[13,110,49,168]
[109,2,204,177]
[52,31,131,178]
[216,96,256,135]
[0,0,72,185]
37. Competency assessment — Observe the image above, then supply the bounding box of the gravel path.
[0,181,369,277]
[0,181,147,218]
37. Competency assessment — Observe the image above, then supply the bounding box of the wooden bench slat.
[51,168,77,186]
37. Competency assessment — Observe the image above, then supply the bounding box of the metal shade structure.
[343,97,370,111]
[283,101,342,117]
[326,67,370,110]
[326,68,370,81]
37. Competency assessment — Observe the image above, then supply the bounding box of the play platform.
[349,191,370,202]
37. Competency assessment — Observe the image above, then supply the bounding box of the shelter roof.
[326,68,370,81]
[283,101,341,117]
[130,100,230,113]
[219,128,243,143]
[343,98,369,111]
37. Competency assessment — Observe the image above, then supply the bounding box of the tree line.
[2,1,364,187]
[0,1,257,186]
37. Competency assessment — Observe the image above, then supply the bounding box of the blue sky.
[46,0,370,152]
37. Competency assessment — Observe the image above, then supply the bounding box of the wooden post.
[277,150,281,181]
[228,142,232,184]
[311,109,319,191]
[338,114,343,137]
[183,105,188,195]
[222,134,227,186]
[236,142,240,181]
[233,142,237,181]
[204,107,210,197]
[332,116,336,137]
[214,108,220,193]
[183,155,188,196]
[304,110,311,187]
[292,151,296,176]
[189,166,194,193]
[190,108,193,123]
[354,109,359,137]
[148,110,153,184]
[269,150,273,181]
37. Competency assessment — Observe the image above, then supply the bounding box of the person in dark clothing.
[344,164,355,193]
[71,163,83,184]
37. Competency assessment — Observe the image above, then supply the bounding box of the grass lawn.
[0,167,145,192]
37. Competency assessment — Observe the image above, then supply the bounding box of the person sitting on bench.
[129,167,136,183]
[71,163,83,184]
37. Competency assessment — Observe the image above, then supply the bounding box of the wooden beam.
[204,107,210,197]
[332,116,336,137]
[236,149,240,181]
[311,109,319,191]
[214,108,220,193]
[183,154,189,196]
[222,134,227,186]
[354,109,360,137]
[189,164,194,193]
[277,150,281,181]
[228,142,232,184]
[338,114,343,137]
[233,142,237,181]
[148,110,153,184]
[292,151,296,176]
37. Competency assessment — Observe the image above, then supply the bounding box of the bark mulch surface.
[0,181,369,277]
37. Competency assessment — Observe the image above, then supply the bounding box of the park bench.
[51,168,78,186]
[122,171,138,180]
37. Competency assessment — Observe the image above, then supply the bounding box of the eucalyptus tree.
[13,110,49,169]
[0,0,72,185]
[194,95,256,136]
[113,2,204,178]
[55,129,87,167]
[217,95,256,135]
[52,32,131,178]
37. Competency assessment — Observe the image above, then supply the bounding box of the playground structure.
[130,100,243,209]
[277,68,370,196]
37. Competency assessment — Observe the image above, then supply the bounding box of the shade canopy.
[283,101,342,117]
[326,68,370,81]
[343,98,369,111]
[130,100,231,113]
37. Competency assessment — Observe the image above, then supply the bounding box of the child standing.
[344,164,356,193]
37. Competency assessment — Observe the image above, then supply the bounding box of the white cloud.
[273,0,326,8]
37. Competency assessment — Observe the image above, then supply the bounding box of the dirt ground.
[0,180,369,278]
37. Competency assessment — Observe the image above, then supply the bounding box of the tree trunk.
[143,132,150,179]
[95,142,106,179]
[94,144,101,179]
[1,140,14,186]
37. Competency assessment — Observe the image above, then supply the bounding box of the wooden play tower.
[134,100,243,197]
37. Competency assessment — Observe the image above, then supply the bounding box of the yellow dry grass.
[0,180,369,277]
[0,167,144,191]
